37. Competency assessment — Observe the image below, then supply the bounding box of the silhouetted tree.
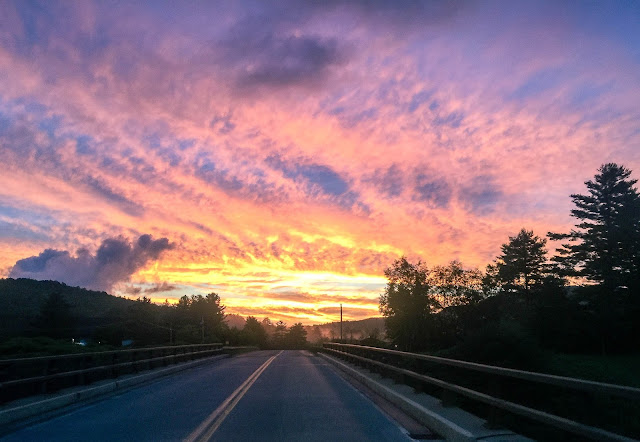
[549,163,640,292]
[549,164,640,353]
[285,322,307,349]
[489,229,550,294]
[242,316,268,348]
[272,320,288,348]
[172,293,226,343]
[203,292,226,341]
[35,292,75,338]
[429,260,484,307]
[379,257,436,351]
[125,296,162,345]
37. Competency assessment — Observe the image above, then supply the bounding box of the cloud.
[459,175,503,215]
[217,30,348,94]
[316,306,377,318]
[124,282,178,296]
[365,164,404,198]
[9,234,173,292]
[266,154,351,199]
[257,290,377,307]
[81,176,144,217]
[413,175,451,208]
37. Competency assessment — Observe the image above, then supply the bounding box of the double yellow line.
[184,351,283,442]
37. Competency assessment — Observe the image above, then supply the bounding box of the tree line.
[379,163,640,365]
[93,295,308,349]
[15,288,308,351]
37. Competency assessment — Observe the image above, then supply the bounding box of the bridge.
[0,345,638,441]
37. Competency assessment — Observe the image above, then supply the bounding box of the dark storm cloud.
[9,235,174,292]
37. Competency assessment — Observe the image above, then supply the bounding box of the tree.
[272,321,288,348]
[490,229,550,294]
[35,292,75,338]
[429,260,484,307]
[379,257,436,351]
[172,293,226,343]
[242,316,268,348]
[125,296,162,345]
[285,323,308,349]
[203,292,226,341]
[549,163,640,292]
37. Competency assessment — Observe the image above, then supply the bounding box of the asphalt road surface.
[1,350,413,441]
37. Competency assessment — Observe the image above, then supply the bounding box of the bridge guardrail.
[323,343,640,441]
[0,343,224,404]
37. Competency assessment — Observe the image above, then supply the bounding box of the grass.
[0,336,115,359]
[541,352,640,387]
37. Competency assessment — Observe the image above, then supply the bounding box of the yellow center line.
[184,351,283,442]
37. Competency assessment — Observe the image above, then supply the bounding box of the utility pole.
[200,316,204,343]
[340,304,343,343]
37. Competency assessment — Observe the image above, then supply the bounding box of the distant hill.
[0,278,136,339]
[224,313,246,329]
[0,278,387,344]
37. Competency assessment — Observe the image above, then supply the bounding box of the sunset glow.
[1,2,639,324]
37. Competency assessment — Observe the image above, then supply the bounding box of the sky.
[1,1,639,325]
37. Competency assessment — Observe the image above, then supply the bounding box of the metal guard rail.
[0,343,223,402]
[323,343,639,441]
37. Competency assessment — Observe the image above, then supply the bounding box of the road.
[1,350,413,441]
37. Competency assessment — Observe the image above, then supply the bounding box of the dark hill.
[0,278,135,339]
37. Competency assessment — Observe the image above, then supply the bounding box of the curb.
[0,354,229,428]
[320,353,528,442]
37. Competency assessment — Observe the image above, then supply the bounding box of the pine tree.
[549,163,640,291]
[492,229,549,294]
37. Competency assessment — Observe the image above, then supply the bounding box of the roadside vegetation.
[376,163,640,387]
[0,283,309,357]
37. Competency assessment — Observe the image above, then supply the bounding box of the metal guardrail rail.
[0,343,224,403]
[323,343,640,441]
